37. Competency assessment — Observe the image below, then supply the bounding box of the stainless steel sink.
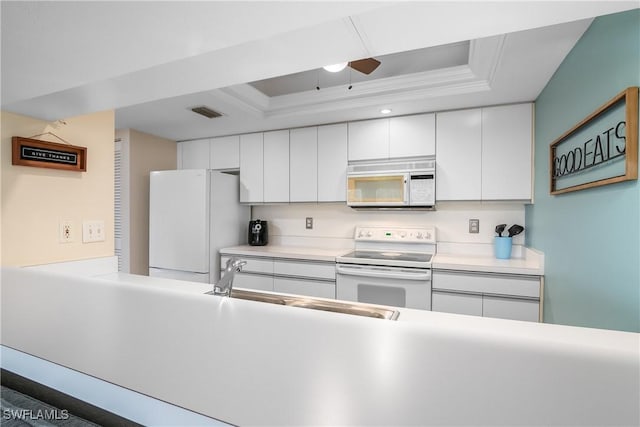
[205,288,399,320]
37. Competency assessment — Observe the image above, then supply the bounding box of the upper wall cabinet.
[290,127,318,203]
[179,139,210,169]
[179,136,239,170]
[318,123,348,202]
[239,133,264,203]
[436,103,533,202]
[481,104,533,200]
[389,114,436,158]
[210,135,240,170]
[263,130,290,203]
[348,118,389,161]
[436,109,482,200]
[348,114,436,162]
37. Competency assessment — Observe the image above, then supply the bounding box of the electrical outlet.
[83,220,105,243]
[469,219,480,234]
[59,220,73,243]
[305,217,313,229]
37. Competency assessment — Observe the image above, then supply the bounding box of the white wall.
[1,110,115,266]
[252,202,525,250]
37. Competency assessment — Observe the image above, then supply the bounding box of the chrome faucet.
[213,257,247,296]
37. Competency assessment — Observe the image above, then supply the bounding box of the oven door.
[336,264,431,310]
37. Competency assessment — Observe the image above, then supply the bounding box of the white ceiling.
[2,1,638,142]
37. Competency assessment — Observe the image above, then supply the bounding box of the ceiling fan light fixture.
[323,62,348,72]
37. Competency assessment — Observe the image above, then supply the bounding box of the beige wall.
[128,129,176,275]
[1,110,115,266]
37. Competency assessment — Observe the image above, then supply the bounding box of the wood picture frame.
[549,86,638,195]
[12,136,87,172]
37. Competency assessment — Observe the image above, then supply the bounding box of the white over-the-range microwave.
[346,158,436,209]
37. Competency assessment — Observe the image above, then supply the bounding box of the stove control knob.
[400,232,406,238]
[357,231,364,238]
[416,232,423,239]
[425,232,431,240]
[366,231,373,238]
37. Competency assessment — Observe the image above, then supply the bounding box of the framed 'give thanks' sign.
[12,136,87,172]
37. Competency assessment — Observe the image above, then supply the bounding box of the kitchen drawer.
[432,270,540,299]
[431,291,483,316]
[274,277,335,299]
[483,295,539,322]
[234,273,274,292]
[221,256,273,274]
[273,259,335,280]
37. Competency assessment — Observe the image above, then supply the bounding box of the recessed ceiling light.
[323,62,348,72]
[380,108,392,114]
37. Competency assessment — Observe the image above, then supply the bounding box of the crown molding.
[217,35,507,119]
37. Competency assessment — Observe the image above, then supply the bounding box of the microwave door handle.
[403,176,409,205]
[336,264,430,281]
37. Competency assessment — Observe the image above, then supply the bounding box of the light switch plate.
[305,217,313,229]
[83,220,105,243]
[469,219,480,234]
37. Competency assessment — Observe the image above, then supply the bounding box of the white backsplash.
[252,201,526,249]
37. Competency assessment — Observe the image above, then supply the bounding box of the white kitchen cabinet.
[289,127,318,202]
[434,103,533,201]
[273,259,335,280]
[435,109,482,200]
[239,133,264,203]
[179,139,210,169]
[210,135,240,170]
[274,277,335,299]
[317,123,348,202]
[220,254,336,299]
[432,269,541,322]
[481,103,533,200]
[263,130,290,203]
[431,291,483,316]
[389,113,436,158]
[348,119,389,161]
[234,273,274,292]
[482,296,539,322]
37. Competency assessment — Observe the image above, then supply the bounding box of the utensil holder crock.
[494,237,513,259]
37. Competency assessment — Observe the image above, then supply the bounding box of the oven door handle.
[336,264,431,281]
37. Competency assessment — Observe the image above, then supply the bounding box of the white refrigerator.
[148,169,250,283]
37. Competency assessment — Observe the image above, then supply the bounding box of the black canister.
[248,219,268,246]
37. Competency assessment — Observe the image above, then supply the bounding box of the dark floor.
[1,369,141,427]
[1,385,100,426]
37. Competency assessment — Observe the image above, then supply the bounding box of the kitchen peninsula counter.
[2,268,635,426]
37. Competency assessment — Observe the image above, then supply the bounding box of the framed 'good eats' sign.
[12,136,87,172]
[550,86,638,195]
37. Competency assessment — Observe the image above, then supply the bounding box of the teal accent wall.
[526,9,640,332]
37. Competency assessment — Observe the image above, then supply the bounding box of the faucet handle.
[232,259,247,271]
[225,257,247,271]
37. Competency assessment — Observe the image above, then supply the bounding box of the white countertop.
[221,244,545,275]
[1,268,637,426]
[432,251,544,275]
[220,244,352,262]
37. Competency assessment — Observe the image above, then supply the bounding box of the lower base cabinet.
[432,269,542,322]
[233,273,274,292]
[221,255,336,299]
[274,277,335,299]
[431,291,482,317]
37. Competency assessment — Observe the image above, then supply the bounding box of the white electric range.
[336,226,436,310]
